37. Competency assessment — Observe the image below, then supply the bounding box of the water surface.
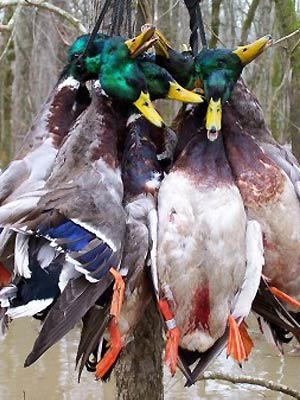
[1,317,299,399]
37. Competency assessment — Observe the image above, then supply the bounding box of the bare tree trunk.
[11,2,68,153]
[115,300,164,400]
[274,0,300,159]
[240,0,260,43]
[0,10,14,167]
[209,0,222,48]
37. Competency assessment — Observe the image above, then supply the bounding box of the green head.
[154,29,196,89]
[100,36,165,128]
[66,33,108,81]
[138,61,203,103]
[194,35,272,141]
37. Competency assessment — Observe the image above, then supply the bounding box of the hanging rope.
[183,0,207,55]
[195,2,207,49]
[75,0,133,68]
[80,0,112,60]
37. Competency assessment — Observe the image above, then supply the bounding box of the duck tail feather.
[76,305,110,382]
[252,277,300,343]
[24,274,113,368]
[186,329,228,387]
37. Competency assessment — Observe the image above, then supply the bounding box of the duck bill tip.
[167,82,204,103]
[153,29,171,58]
[133,92,165,128]
[125,27,155,57]
[233,34,273,65]
[206,98,222,140]
[207,129,220,141]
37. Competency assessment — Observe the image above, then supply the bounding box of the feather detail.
[6,299,53,319]
[37,217,116,281]
[14,233,30,278]
[36,243,56,270]
[148,208,159,298]
[0,189,46,226]
[0,285,18,308]
[232,220,264,321]
[24,274,114,367]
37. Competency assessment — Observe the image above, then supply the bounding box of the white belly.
[157,172,247,351]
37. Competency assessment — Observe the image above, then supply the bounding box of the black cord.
[183,0,207,54]
[80,0,112,60]
[196,2,207,48]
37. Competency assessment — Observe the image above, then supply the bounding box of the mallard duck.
[99,36,166,127]
[66,27,156,82]
[138,60,202,103]
[154,30,272,141]
[194,35,272,140]
[75,114,165,380]
[155,102,263,381]
[152,28,196,90]
[222,103,300,345]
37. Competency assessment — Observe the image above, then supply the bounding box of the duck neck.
[174,123,233,187]
[122,115,163,201]
[87,84,127,169]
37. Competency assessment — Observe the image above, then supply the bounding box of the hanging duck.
[154,101,264,382]
[153,29,272,140]
[222,103,300,348]
[0,28,158,290]
[76,114,166,380]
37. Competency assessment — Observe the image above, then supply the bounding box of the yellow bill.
[233,35,272,65]
[153,29,172,58]
[206,98,222,141]
[134,91,165,128]
[125,26,155,57]
[168,81,204,103]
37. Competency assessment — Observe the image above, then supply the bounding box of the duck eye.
[242,48,247,52]
[176,88,181,92]
[144,101,149,107]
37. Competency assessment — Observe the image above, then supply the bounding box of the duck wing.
[24,273,113,367]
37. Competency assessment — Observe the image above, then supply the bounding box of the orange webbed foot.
[227,315,252,365]
[158,299,179,376]
[269,286,300,309]
[239,320,253,358]
[95,317,122,380]
[165,326,180,376]
[109,267,125,319]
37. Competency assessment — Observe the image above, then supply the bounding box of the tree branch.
[240,0,260,44]
[200,371,300,399]
[273,28,300,47]
[0,0,87,33]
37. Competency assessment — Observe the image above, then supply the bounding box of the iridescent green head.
[66,33,108,81]
[194,35,272,141]
[100,36,165,128]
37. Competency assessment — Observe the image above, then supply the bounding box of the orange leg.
[239,320,253,358]
[269,286,300,309]
[95,316,122,379]
[227,315,253,365]
[158,299,180,376]
[109,267,125,320]
[94,268,125,379]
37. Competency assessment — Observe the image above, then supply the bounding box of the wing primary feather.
[24,274,113,367]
